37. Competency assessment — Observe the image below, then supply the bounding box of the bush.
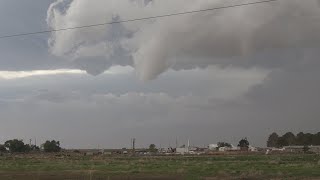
[42,140,61,152]
[4,139,30,153]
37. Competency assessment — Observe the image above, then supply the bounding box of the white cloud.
[0,69,85,80]
[0,66,133,80]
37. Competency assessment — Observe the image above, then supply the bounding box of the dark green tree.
[283,132,296,146]
[269,132,320,147]
[4,139,30,153]
[149,144,157,153]
[30,145,40,151]
[267,132,279,147]
[313,132,320,145]
[304,133,313,145]
[42,140,61,152]
[238,138,250,150]
[0,145,6,153]
[277,137,288,147]
[296,132,306,145]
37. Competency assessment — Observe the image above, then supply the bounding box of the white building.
[208,144,218,150]
[176,148,189,155]
[249,146,258,152]
[231,145,240,151]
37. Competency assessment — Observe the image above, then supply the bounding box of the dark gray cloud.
[0,0,319,149]
[246,49,320,127]
[0,67,268,147]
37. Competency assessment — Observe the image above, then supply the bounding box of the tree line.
[267,132,320,148]
[0,139,61,153]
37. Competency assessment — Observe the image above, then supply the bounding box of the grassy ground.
[0,154,319,179]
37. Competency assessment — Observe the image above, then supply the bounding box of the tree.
[304,133,314,145]
[269,132,320,147]
[238,138,249,151]
[4,139,30,153]
[267,132,279,147]
[296,132,306,145]
[282,132,296,146]
[42,140,61,152]
[0,145,6,153]
[277,137,287,147]
[313,132,320,145]
[149,144,157,153]
[30,145,40,151]
[217,142,232,148]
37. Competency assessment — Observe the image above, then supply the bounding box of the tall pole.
[132,138,136,155]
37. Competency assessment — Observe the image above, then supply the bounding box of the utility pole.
[132,138,136,155]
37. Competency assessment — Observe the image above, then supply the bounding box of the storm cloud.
[0,0,319,148]
[47,0,320,79]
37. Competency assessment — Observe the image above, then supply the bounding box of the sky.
[0,0,320,149]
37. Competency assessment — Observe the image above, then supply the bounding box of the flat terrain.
[0,154,319,179]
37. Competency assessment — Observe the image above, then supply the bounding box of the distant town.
[1,132,320,156]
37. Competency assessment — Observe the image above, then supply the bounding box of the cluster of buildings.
[157,141,258,155]
[73,141,261,156]
[69,140,320,156]
[208,144,258,152]
[70,145,320,156]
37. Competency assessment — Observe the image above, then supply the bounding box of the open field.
[0,154,319,180]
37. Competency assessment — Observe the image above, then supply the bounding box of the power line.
[0,0,278,40]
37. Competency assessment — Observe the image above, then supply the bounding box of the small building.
[283,146,304,153]
[135,149,149,155]
[195,147,208,154]
[230,145,240,151]
[218,147,234,152]
[159,147,175,154]
[103,151,112,155]
[271,147,285,151]
[249,146,258,152]
[208,144,218,151]
[176,148,189,155]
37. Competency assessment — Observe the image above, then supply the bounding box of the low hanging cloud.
[0,69,85,80]
[47,0,320,80]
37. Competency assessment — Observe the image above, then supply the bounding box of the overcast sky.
[0,0,319,149]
